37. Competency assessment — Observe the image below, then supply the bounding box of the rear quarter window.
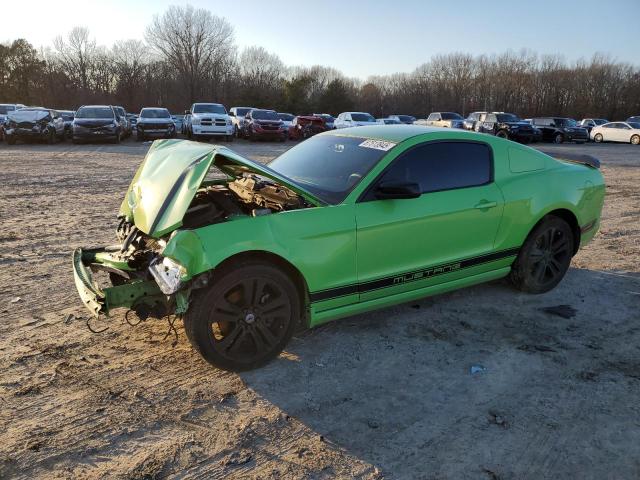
[508,147,546,173]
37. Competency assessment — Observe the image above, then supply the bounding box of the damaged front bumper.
[72,247,167,317]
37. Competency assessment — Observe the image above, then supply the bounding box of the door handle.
[474,200,497,209]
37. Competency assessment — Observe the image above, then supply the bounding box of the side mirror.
[374,181,421,200]
[345,118,351,122]
[229,112,235,117]
[184,110,190,115]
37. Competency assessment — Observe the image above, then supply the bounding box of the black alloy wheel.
[184,262,299,371]
[510,216,574,293]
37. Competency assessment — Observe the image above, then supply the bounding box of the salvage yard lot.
[0,138,639,479]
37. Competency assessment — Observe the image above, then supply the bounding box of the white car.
[186,103,234,141]
[334,112,377,128]
[591,121,640,145]
[277,113,295,132]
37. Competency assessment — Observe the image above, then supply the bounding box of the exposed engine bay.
[182,174,308,230]
[113,174,308,272]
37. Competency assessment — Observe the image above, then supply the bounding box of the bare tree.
[53,27,96,93]
[145,5,235,103]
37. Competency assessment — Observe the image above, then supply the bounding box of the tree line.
[1,5,639,120]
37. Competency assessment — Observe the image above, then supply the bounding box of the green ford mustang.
[73,126,605,370]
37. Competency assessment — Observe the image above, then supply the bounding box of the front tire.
[553,133,564,144]
[594,133,603,143]
[184,262,299,371]
[496,130,508,139]
[510,216,574,294]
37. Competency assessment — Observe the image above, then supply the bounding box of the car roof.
[79,105,112,109]
[318,124,450,142]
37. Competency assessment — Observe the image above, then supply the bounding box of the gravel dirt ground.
[0,137,638,480]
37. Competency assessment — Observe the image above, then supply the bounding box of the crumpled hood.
[7,110,49,124]
[120,139,323,238]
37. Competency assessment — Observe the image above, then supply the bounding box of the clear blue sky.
[4,0,639,78]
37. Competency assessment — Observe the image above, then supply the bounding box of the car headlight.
[192,117,200,125]
[148,256,186,295]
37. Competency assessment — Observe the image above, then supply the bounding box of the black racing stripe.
[309,284,358,303]
[309,247,520,303]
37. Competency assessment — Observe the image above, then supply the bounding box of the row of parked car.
[416,111,640,145]
[2,101,639,146]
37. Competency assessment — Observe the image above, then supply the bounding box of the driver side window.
[375,141,492,196]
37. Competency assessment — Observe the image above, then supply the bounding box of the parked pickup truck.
[184,103,234,141]
[419,112,464,128]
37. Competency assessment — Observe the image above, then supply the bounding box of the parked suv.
[334,112,377,128]
[73,105,122,144]
[478,112,541,143]
[242,109,286,141]
[531,117,588,144]
[136,108,176,140]
[4,108,66,144]
[185,103,233,141]
[229,107,255,137]
[0,103,26,140]
[422,112,464,128]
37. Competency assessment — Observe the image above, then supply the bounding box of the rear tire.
[184,261,299,371]
[496,130,508,139]
[631,134,640,145]
[553,133,564,144]
[509,216,574,294]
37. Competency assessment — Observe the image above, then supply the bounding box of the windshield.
[76,107,114,119]
[267,135,390,204]
[594,119,608,125]
[277,113,294,121]
[193,104,226,114]
[0,106,16,115]
[352,113,375,122]
[60,113,74,121]
[441,112,463,120]
[496,113,520,122]
[253,110,279,120]
[140,108,171,118]
[628,122,640,129]
[397,115,415,122]
[236,108,251,116]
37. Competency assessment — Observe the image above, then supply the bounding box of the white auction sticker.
[358,139,397,151]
